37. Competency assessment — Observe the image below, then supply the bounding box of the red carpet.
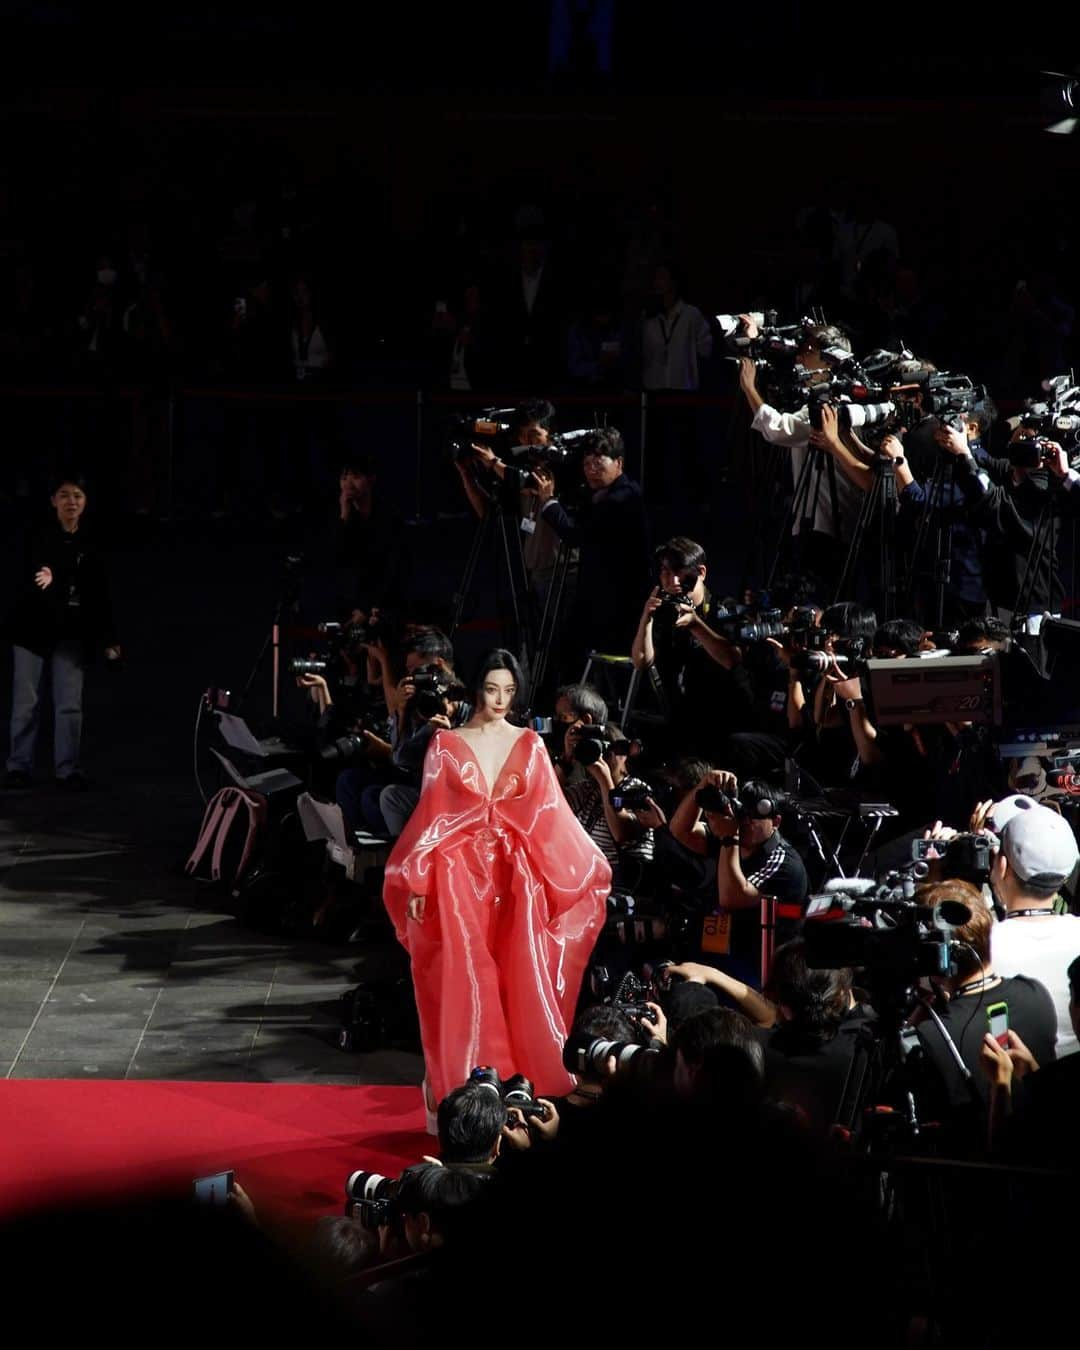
[0,1080,430,1229]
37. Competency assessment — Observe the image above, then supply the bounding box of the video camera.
[910,832,993,885]
[444,409,515,463]
[468,1065,546,1118]
[803,864,971,989]
[922,373,984,432]
[289,616,389,678]
[1018,373,1080,452]
[410,664,468,719]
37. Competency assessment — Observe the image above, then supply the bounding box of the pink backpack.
[185,787,268,893]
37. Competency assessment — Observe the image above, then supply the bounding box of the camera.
[562,1030,660,1078]
[1008,436,1058,470]
[695,784,738,814]
[410,665,467,719]
[609,778,652,812]
[572,725,633,766]
[921,373,983,430]
[910,832,993,883]
[1019,374,1080,449]
[444,409,514,463]
[290,657,328,676]
[715,606,785,644]
[468,1065,546,1118]
[803,865,970,988]
[344,1169,400,1230]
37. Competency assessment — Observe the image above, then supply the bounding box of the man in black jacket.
[5,475,120,790]
[939,424,1080,618]
[530,427,650,674]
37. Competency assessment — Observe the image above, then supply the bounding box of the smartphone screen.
[987,1002,1009,1048]
[193,1170,234,1206]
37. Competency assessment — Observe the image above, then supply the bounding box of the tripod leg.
[450,510,493,639]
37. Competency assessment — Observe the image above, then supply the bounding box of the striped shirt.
[565,777,654,866]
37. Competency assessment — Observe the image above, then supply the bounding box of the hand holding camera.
[933,423,969,457]
[524,465,555,503]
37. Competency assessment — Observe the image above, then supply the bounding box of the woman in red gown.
[383,649,611,1109]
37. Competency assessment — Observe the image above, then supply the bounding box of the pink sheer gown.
[383,728,611,1103]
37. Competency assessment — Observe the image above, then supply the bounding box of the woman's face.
[480,668,516,718]
[52,483,87,527]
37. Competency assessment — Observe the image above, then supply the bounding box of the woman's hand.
[406,895,426,924]
[34,566,53,589]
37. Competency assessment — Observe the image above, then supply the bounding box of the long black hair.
[473,648,529,721]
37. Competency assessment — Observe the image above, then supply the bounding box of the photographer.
[631,537,755,758]
[435,1082,507,1170]
[939,423,1080,619]
[335,628,470,839]
[329,453,411,619]
[910,879,1056,1147]
[737,320,862,586]
[670,775,808,987]
[990,802,1080,1057]
[812,400,995,626]
[550,681,608,787]
[530,427,651,671]
[562,722,654,878]
[452,399,570,604]
[756,939,875,1135]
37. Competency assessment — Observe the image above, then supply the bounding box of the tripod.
[450,488,538,678]
[1014,490,1059,622]
[239,556,306,721]
[906,453,958,630]
[765,443,843,592]
[834,454,900,617]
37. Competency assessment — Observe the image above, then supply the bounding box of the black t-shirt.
[702,830,809,982]
[759,1004,878,1134]
[914,975,1057,1132]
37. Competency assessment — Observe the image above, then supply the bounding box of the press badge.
[701,910,732,955]
[521,517,537,535]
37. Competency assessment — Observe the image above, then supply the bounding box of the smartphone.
[193,1170,234,1206]
[987,1002,1009,1048]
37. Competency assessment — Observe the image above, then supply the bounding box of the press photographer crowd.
[11,298,1080,1342]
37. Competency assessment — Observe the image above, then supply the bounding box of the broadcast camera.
[444,409,515,463]
[802,865,972,991]
[1019,373,1080,451]
[289,617,384,677]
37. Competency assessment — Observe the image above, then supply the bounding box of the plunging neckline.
[445,727,530,800]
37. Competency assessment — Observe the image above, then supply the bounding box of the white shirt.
[291,324,330,378]
[751,402,862,539]
[641,300,713,391]
[992,912,1080,1057]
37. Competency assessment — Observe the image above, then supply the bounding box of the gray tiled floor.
[0,792,423,1087]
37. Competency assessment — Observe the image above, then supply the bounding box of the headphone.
[743,786,784,818]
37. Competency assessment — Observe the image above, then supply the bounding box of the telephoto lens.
[290,658,328,675]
